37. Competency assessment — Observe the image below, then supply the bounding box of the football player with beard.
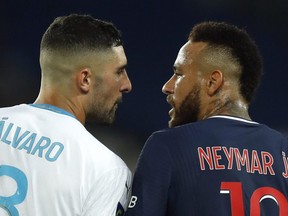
[126,21,288,216]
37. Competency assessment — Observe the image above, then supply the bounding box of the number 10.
[220,182,288,215]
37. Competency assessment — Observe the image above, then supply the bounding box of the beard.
[87,97,122,125]
[168,85,201,128]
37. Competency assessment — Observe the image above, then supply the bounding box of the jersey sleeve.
[82,166,132,216]
[126,133,172,216]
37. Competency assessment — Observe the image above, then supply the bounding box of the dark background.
[1,0,288,170]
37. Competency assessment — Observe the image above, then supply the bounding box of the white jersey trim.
[208,115,259,125]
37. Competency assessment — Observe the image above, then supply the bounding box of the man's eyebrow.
[115,64,128,73]
[118,64,127,70]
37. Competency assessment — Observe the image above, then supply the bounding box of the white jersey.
[0,104,132,216]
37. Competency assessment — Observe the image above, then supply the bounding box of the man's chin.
[86,113,115,125]
[168,119,176,128]
[168,117,188,128]
[98,115,115,125]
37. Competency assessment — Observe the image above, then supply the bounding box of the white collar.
[208,115,259,124]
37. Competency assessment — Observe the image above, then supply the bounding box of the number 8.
[0,165,28,216]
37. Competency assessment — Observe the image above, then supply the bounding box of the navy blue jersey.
[126,116,288,216]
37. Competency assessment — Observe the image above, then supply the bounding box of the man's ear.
[207,70,223,96]
[77,68,92,93]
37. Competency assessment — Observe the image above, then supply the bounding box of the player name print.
[282,151,288,178]
[198,146,288,177]
[0,117,64,162]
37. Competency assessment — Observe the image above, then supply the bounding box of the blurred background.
[1,0,287,171]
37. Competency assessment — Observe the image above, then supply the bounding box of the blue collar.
[29,104,76,119]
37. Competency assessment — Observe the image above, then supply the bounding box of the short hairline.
[198,43,241,75]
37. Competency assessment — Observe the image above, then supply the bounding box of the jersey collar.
[208,115,259,124]
[29,104,76,119]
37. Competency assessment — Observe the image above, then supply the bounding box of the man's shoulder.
[0,104,27,112]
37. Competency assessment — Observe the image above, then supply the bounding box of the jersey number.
[220,182,288,216]
[0,165,28,216]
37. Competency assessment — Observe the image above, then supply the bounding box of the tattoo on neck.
[203,98,241,119]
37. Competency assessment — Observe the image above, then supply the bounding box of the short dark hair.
[40,14,123,52]
[189,21,263,103]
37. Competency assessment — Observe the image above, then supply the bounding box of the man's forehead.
[111,46,127,61]
[94,45,127,64]
[175,41,207,65]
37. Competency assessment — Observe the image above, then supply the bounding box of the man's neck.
[34,94,86,125]
[201,98,250,121]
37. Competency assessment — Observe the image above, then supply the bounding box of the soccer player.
[126,21,288,215]
[0,14,132,215]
